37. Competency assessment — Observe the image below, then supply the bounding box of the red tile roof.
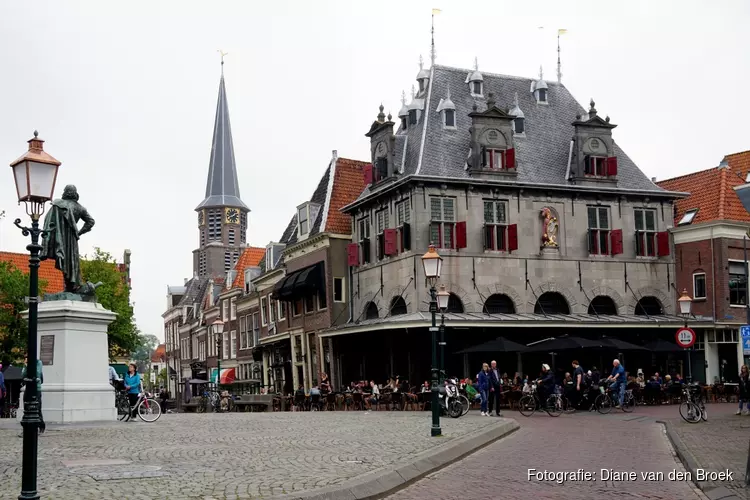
[151,343,166,362]
[231,246,265,288]
[657,150,750,225]
[0,251,65,294]
[325,158,368,234]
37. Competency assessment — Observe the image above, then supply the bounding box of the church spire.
[195,62,248,212]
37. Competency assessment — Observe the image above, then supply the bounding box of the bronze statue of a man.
[41,185,95,293]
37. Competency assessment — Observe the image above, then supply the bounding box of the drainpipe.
[347,265,354,323]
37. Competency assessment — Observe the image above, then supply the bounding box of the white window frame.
[239,316,247,350]
[429,197,456,249]
[304,294,315,314]
[265,246,273,272]
[634,208,658,257]
[192,336,198,360]
[230,297,236,320]
[222,332,229,360]
[728,260,748,307]
[199,340,206,361]
[260,296,268,325]
[317,288,327,311]
[470,81,483,97]
[587,205,611,256]
[298,203,310,237]
[333,277,345,303]
[252,313,260,346]
[679,209,698,225]
[278,300,286,320]
[222,300,229,321]
[483,199,508,251]
[269,298,276,324]
[443,109,456,129]
[230,330,237,359]
[395,199,411,253]
[692,272,707,300]
[484,148,507,170]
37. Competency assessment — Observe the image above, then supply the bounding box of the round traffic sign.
[675,327,696,348]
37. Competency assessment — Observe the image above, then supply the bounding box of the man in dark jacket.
[488,360,503,416]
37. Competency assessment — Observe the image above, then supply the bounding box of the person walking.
[488,360,503,417]
[20,355,45,434]
[123,363,141,420]
[571,360,585,409]
[478,363,491,416]
[737,364,749,415]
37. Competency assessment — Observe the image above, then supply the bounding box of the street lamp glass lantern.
[421,245,443,282]
[436,284,450,312]
[10,133,61,214]
[212,319,224,335]
[678,289,693,316]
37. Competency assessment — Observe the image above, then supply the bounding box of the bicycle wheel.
[137,398,162,423]
[699,401,708,422]
[459,395,470,416]
[595,394,612,414]
[518,395,536,417]
[563,396,576,414]
[679,401,701,423]
[116,396,131,422]
[621,392,635,413]
[544,395,563,417]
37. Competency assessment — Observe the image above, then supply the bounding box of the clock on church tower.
[225,207,240,224]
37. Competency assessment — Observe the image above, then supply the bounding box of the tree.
[80,248,139,356]
[0,261,47,365]
[131,333,159,373]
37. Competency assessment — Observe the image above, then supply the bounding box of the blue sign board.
[741,325,750,355]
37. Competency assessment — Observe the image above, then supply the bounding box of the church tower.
[193,61,249,278]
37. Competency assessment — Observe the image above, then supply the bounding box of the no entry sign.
[675,327,696,348]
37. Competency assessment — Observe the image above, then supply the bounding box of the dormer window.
[532,67,549,104]
[678,209,698,225]
[408,109,417,125]
[419,79,426,93]
[297,203,310,237]
[585,156,607,176]
[401,117,407,130]
[514,117,525,135]
[538,88,547,103]
[467,58,484,97]
[483,148,508,169]
[265,246,273,272]
[445,109,455,127]
[472,81,482,96]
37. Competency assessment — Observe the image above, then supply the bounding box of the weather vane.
[218,50,228,65]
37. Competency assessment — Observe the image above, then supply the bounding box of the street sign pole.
[675,327,696,383]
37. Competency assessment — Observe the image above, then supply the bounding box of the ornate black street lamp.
[436,284,450,383]
[10,131,61,500]
[678,289,693,383]
[212,319,224,389]
[421,245,443,437]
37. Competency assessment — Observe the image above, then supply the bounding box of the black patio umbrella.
[596,338,649,351]
[456,336,528,354]
[644,338,684,352]
[524,336,602,352]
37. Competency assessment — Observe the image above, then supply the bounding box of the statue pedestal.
[539,246,560,258]
[18,300,117,423]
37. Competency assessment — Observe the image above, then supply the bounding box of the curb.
[658,420,742,500]
[274,418,520,500]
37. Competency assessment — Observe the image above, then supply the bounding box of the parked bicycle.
[518,383,563,417]
[679,383,707,424]
[594,385,635,414]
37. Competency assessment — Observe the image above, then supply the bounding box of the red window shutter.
[346,243,359,266]
[384,228,397,255]
[507,224,518,252]
[363,164,373,185]
[606,157,618,177]
[505,148,515,169]
[455,221,467,249]
[656,231,670,256]
[610,229,623,256]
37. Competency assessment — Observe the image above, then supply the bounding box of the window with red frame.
[430,197,455,249]
[396,199,411,252]
[585,156,607,176]
[483,148,507,169]
[483,200,508,250]
[634,208,657,256]
[587,206,610,255]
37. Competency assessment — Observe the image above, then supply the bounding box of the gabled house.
[658,149,750,383]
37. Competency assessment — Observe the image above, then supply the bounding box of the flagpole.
[431,12,435,66]
[557,33,562,83]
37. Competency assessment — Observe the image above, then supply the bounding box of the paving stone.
[0,411,492,499]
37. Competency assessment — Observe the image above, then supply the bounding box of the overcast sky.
[0,1,747,341]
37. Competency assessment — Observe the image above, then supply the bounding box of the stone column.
[19,300,117,423]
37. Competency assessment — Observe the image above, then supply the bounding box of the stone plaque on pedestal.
[19,300,117,423]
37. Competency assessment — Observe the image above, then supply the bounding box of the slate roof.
[658,150,750,225]
[353,64,676,206]
[0,251,65,294]
[230,246,265,288]
[195,72,248,212]
[176,275,209,308]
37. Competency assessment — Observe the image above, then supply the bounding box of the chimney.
[651,177,656,183]
[184,278,188,285]
[332,150,338,160]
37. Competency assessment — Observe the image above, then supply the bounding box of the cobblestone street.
[0,412,491,500]
[386,407,714,500]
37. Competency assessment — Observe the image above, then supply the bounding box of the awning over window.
[272,262,324,301]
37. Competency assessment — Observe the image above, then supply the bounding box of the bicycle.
[518,383,563,417]
[594,385,634,414]
[679,383,707,424]
[120,384,162,423]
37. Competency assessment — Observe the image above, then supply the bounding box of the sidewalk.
[663,406,750,499]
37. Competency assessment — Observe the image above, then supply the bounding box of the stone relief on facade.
[540,207,559,247]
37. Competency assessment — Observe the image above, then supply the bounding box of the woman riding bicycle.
[123,363,141,419]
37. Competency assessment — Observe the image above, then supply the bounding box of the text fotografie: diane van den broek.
[528,469,734,484]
